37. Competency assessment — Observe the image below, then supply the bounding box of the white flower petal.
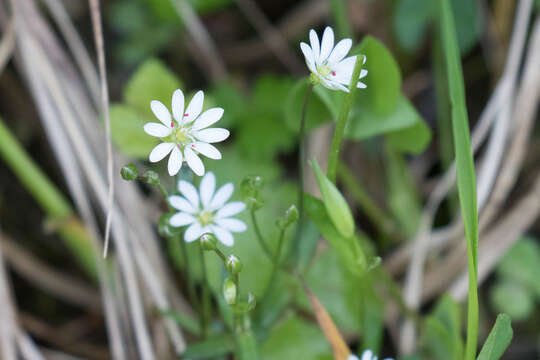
[192,142,221,160]
[360,69,368,79]
[170,212,196,227]
[211,225,234,246]
[178,180,200,209]
[172,89,185,122]
[319,27,334,63]
[167,146,183,176]
[215,201,246,219]
[194,128,230,143]
[184,147,205,176]
[357,81,367,89]
[209,183,234,210]
[300,42,317,73]
[149,143,174,162]
[199,171,216,208]
[347,356,360,360]
[309,29,320,64]
[361,350,374,360]
[150,100,172,126]
[183,91,204,124]
[327,38,352,65]
[169,195,196,213]
[184,222,204,242]
[144,123,172,138]
[193,108,224,131]
[215,218,247,233]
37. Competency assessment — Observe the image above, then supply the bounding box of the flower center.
[198,211,213,226]
[317,64,332,78]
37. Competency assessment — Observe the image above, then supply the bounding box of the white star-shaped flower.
[144,89,229,176]
[168,172,247,246]
[300,26,368,92]
[348,350,393,360]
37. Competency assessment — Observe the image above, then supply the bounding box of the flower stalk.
[327,55,364,183]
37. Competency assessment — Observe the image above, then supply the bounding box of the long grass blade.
[439,0,479,358]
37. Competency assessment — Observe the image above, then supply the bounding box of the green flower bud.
[225,255,243,275]
[240,176,264,211]
[311,160,354,238]
[141,170,159,185]
[277,204,299,229]
[223,278,237,305]
[120,164,138,181]
[200,233,217,251]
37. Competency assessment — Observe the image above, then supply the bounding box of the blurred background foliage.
[0,0,539,359]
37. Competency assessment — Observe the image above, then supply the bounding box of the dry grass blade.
[88,0,114,259]
[0,232,17,360]
[301,278,351,360]
[0,18,14,73]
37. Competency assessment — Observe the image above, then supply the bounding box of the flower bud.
[240,176,264,211]
[311,160,354,238]
[199,233,217,251]
[277,204,299,229]
[225,255,243,275]
[223,278,237,305]
[141,170,159,185]
[120,164,138,181]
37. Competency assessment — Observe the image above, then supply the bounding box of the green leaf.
[311,160,354,238]
[237,76,296,160]
[208,81,247,129]
[346,95,431,154]
[440,0,479,358]
[496,236,540,297]
[490,282,534,322]
[124,58,183,116]
[109,104,158,158]
[422,295,463,360]
[393,0,433,52]
[477,314,513,360]
[357,36,401,115]
[284,79,337,133]
[304,194,366,276]
[393,0,479,54]
[260,317,332,360]
[386,114,432,154]
[183,335,234,358]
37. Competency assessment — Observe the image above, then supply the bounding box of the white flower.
[168,172,247,246]
[348,350,393,360]
[144,89,229,176]
[300,26,368,92]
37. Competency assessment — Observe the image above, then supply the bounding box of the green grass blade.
[439,0,479,359]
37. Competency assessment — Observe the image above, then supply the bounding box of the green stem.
[465,245,479,360]
[327,56,364,183]
[158,183,173,212]
[264,228,286,296]
[337,162,395,238]
[199,243,212,338]
[0,118,96,276]
[179,236,199,325]
[249,211,273,261]
[293,83,314,261]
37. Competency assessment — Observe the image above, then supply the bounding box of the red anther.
[331,71,336,76]
[184,113,189,117]
[170,122,175,127]
[191,144,195,148]
[177,144,181,149]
